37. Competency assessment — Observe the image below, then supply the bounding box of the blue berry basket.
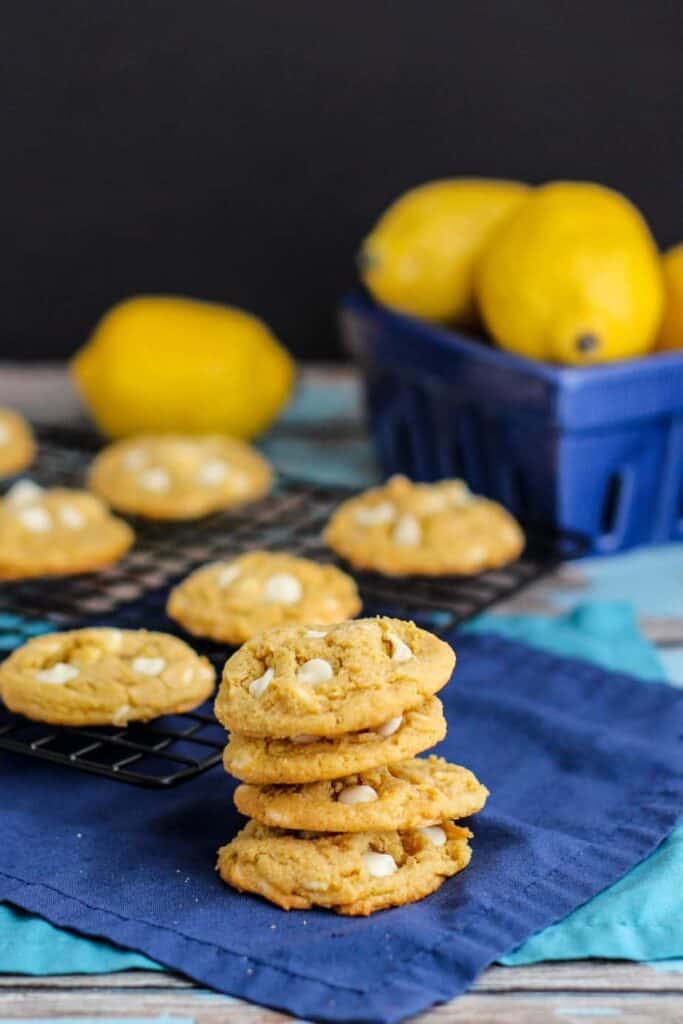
[340,291,683,555]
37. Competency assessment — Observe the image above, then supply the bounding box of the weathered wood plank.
[1,985,683,1023]
[1,960,681,995]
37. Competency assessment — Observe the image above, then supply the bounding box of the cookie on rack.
[214,617,455,739]
[324,474,525,576]
[234,756,488,831]
[0,480,134,579]
[0,627,215,726]
[223,696,446,783]
[217,819,472,915]
[88,434,272,520]
[0,408,35,477]
[167,551,362,645]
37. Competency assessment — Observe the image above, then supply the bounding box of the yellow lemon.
[656,244,683,351]
[72,296,294,439]
[359,178,530,324]
[476,182,664,365]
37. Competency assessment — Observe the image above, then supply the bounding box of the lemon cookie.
[235,756,488,831]
[0,627,215,726]
[217,819,472,915]
[223,696,446,783]
[0,480,134,579]
[88,434,272,520]
[167,551,361,645]
[324,474,524,576]
[0,408,35,477]
[214,617,455,739]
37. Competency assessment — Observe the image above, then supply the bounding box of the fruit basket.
[341,291,683,554]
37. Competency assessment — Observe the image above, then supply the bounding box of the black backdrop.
[2,1,682,360]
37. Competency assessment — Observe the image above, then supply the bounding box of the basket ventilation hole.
[394,420,415,475]
[512,468,530,515]
[600,473,624,537]
[450,438,466,478]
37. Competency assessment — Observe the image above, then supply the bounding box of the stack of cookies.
[214,616,488,916]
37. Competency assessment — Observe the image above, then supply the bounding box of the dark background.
[3,1,682,361]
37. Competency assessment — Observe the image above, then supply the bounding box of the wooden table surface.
[0,365,681,1023]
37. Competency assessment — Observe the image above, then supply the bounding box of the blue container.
[340,291,683,554]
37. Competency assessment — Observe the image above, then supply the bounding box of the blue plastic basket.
[340,291,683,554]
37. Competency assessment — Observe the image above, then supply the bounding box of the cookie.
[0,480,134,579]
[214,617,455,739]
[0,408,35,477]
[223,696,446,783]
[0,627,215,726]
[167,551,361,645]
[234,756,488,831]
[217,819,472,915]
[88,434,272,520]
[324,474,525,576]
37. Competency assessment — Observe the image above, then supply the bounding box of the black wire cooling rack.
[0,430,586,786]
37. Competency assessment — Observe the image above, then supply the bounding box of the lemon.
[359,178,530,324]
[656,244,683,351]
[72,296,294,439]
[476,182,664,365]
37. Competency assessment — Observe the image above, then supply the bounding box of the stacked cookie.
[214,616,488,915]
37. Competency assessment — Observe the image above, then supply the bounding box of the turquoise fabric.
[464,602,665,684]
[468,603,683,966]
[0,904,159,974]
[3,600,681,973]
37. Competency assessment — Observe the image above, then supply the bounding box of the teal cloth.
[465,604,683,965]
[2,599,681,973]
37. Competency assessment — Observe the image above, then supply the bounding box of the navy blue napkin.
[1,632,682,1024]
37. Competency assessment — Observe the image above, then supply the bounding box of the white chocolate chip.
[305,629,328,638]
[112,704,131,725]
[123,448,147,470]
[58,505,86,529]
[131,656,166,676]
[249,667,274,698]
[36,662,80,685]
[393,514,421,546]
[445,481,471,506]
[302,880,328,892]
[297,658,333,685]
[375,715,403,737]
[338,784,378,805]
[16,506,52,533]
[289,734,319,745]
[263,573,303,605]
[5,480,44,506]
[197,459,228,486]
[217,564,241,587]
[386,630,413,663]
[361,851,398,878]
[100,629,124,652]
[419,825,447,847]
[354,501,396,526]
[139,467,171,492]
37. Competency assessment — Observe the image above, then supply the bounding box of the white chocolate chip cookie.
[324,474,525,576]
[214,617,455,738]
[235,756,489,831]
[0,627,215,725]
[223,697,446,783]
[0,481,134,579]
[167,551,361,644]
[217,819,472,915]
[88,434,272,520]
